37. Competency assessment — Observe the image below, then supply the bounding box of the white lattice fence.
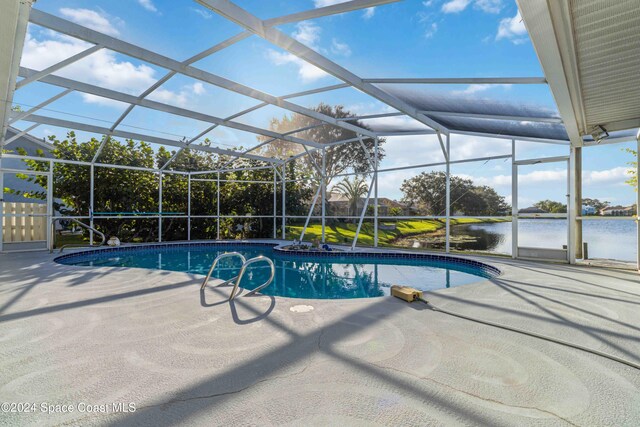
[2,202,47,242]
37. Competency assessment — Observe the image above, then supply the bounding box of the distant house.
[582,205,596,215]
[2,127,54,204]
[327,193,415,216]
[600,205,635,216]
[518,207,547,214]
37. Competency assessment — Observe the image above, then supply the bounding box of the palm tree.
[333,176,369,217]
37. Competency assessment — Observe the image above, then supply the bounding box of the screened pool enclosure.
[1,0,639,267]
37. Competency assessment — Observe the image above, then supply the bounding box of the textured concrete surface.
[0,247,639,426]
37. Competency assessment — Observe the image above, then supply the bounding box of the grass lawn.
[286,218,509,247]
[53,233,87,248]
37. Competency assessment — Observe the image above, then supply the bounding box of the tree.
[258,103,386,187]
[332,176,369,217]
[534,200,567,213]
[400,171,510,216]
[14,132,162,241]
[12,132,316,242]
[624,148,637,190]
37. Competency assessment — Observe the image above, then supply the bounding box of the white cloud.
[475,0,503,13]
[191,82,206,96]
[331,39,352,56]
[450,136,512,160]
[266,22,330,83]
[21,29,204,108]
[81,94,130,108]
[314,1,377,20]
[148,88,189,107]
[417,11,439,39]
[441,0,503,14]
[293,21,322,47]
[452,83,512,95]
[313,0,348,7]
[59,8,121,36]
[496,10,528,44]
[584,167,631,185]
[424,22,438,38]
[460,166,633,189]
[442,0,471,13]
[191,7,213,19]
[266,50,328,83]
[137,0,158,13]
[363,8,375,19]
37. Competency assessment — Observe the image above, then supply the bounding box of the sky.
[9,0,638,208]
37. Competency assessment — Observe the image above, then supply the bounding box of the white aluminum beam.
[160,125,222,171]
[19,67,322,149]
[517,0,583,145]
[108,32,251,132]
[3,123,40,145]
[8,88,73,124]
[91,134,111,164]
[15,44,102,89]
[196,0,449,135]
[263,0,400,27]
[376,130,436,136]
[419,110,563,124]
[582,135,639,147]
[28,9,377,139]
[14,113,281,164]
[452,130,569,145]
[221,123,325,168]
[123,2,367,136]
[215,83,351,133]
[2,152,176,174]
[0,0,32,150]
[337,112,405,121]
[363,77,547,84]
[513,155,569,165]
[201,84,344,145]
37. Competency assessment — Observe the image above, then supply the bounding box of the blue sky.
[10,0,638,207]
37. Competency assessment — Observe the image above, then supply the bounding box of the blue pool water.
[56,244,498,299]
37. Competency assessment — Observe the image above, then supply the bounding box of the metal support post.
[46,160,53,251]
[374,137,379,247]
[281,162,286,239]
[216,171,220,240]
[158,172,163,242]
[300,185,322,242]
[187,172,191,241]
[351,174,377,250]
[632,140,640,271]
[568,146,578,264]
[445,134,451,253]
[321,148,326,243]
[511,139,518,258]
[273,166,277,239]
[574,146,583,259]
[0,158,3,252]
[89,164,94,245]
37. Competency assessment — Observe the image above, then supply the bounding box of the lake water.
[456,219,637,262]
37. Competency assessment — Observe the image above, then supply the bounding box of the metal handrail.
[229,256,275,301]
[51,218,106,253]
[200,252,246,290]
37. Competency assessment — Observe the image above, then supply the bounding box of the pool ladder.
[50,218,106,253]
[200,252,275,300]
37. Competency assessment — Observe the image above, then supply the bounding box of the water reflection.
[67,246,478,299]
[394,219,637,262]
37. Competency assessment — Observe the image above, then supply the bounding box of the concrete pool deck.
[1,247,639,426]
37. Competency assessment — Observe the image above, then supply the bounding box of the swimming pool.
[55,243,499,299]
